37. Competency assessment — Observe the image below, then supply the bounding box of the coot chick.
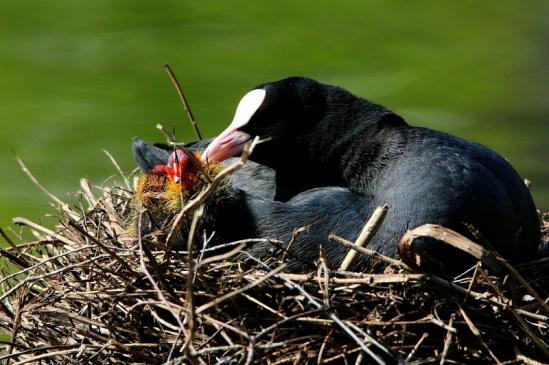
[131,137,372,271]
[202,77,540,269]
[132,137,277,200]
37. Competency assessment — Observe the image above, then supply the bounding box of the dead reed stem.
[163,63,202,140]
[338,204,388,271]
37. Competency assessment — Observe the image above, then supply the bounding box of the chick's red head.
[165,149,203,190]
[150,164,167,175]
[166,149,189,183]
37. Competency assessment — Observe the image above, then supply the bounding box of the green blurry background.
[0,1,548,232]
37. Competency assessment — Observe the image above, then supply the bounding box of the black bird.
[201,76,541,269]
[131,137,372,271]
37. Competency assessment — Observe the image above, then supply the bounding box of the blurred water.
[0,1,548,230]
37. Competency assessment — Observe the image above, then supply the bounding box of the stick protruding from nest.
[163,63,202,140]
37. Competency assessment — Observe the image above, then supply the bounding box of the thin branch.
[163,63,202,140]
[338,204,388,271]
[67,221,135,276]
[457,305,501,364]
[330,234,413,272]
[102,149,131,191]
[0,228,19,252]
[157,123,176,143]
[195,264,286,315]
[183,204,204,357]
[137,206,186,330]
[439,314,455,365]
[15,155,80,220]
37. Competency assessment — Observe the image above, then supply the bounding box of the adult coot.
[132,137,372,271]
[202,77,540,268]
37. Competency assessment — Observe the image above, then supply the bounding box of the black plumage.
[203,77,540,269]
[132,137,170,173]
[198,184,375,272]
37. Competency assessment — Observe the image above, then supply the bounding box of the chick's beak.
[202,129,251,163]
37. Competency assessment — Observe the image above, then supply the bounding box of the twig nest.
[0,154,547,363]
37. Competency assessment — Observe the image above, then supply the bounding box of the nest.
[0,154,548,364]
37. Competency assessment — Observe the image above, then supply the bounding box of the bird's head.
[166,149,189,184]
[202,77,328,168]
[165,149,207,190]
